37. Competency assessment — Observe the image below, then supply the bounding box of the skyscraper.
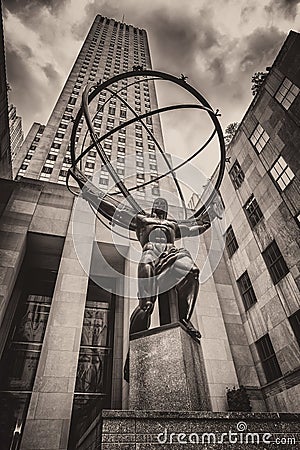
[15,15,172,201]
[8,104,24,165]
[0,1,12,179]
[14,122,45,179]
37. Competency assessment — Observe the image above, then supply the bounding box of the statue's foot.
[124,351,129,383]
[181,319,201,341]
[129,305,152,335]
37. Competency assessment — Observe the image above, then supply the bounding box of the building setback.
[14,122,45,179]
[0,14,299,450]
[8,104,24,165]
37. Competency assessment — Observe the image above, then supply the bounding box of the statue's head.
[151,197,168,219]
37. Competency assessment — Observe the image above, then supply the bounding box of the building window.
[262,240,289,284]
[288,310,300,347]
[68,97,76,105]
[99,177,109,185]
[0,264,60,446]
[275,77,299,110]
[225,226,239,258]
[270,156,295,191]
[243,194,263,228]
[250,123,269,153]
[47,154,57,161]
[41,166,53,174]
[69,278,115,448]
[237,271,257,311]
[229,160,244,189]
[255,334,282,383]
[152,186,160,196]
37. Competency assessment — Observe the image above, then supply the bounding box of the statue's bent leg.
[129,253,157,335]
[176,264,201,339]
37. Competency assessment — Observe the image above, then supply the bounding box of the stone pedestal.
[101,410,300,449]
[129,322,211,411]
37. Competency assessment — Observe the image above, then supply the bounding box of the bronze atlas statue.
[67,69,226,340]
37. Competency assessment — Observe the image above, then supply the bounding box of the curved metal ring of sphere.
[68,69,226,222]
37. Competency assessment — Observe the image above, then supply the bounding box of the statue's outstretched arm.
[176,220,211,238]
[176,201,223,239]
[71,167,138,229]
[81,181,117,221]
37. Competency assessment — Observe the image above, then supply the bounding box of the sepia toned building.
[0,1,12,179]
[8,104,24,167]
[0,11,299,450]
[220,30,300,412]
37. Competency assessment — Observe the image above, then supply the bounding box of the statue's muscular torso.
[135,214,178,247]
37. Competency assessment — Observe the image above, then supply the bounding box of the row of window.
[228,76,298,189]
[17,126,45,178]
[255,307,300,384]
[226,234,289,310]
[40,22,150,182]
[230,154,295,193]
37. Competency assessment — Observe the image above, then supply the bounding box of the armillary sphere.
[67,69,226,228]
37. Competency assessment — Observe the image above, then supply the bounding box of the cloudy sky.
[2,0,300,178]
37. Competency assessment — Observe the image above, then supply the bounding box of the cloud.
[208,57,226,84]
[143,6,222,75]
[42,63,60,82]
[71,0,119,40]
[2,0,297,159]
[241,4,257,22]
[3,0,69,20]
[5,45,49,128]
[239,26,286,71]
[265,0,300,20]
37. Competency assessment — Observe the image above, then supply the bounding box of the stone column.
[0,181,40,350]
[21,198,94,449]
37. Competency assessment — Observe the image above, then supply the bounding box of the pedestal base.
[129,322,211,411]
[101,410,300,449]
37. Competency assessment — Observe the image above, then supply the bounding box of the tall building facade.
[8,104,24,164]
[15,15,172,201]
[14,122,45,179]
[220,31,300,411]
[0,13,299,450]
[0,1,12,179]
